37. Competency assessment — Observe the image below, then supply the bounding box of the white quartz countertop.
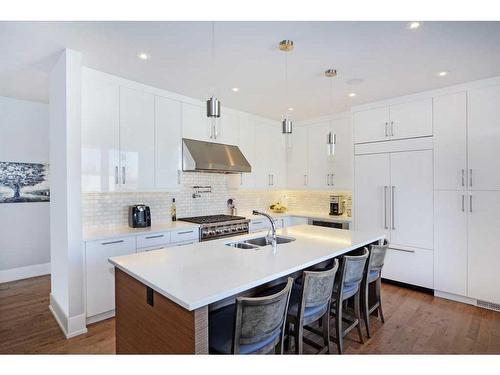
[83,221,200,242]
[109,225,384,311]
[243,210,352,223]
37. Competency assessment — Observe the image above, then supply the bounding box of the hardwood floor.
[1,275,500,354]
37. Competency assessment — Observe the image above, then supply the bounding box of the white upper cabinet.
[307,121,333,189]
[119,86,156,190]
[353,98,432,144]
[253,120,286,189]
[353,106,390,144]
[182,102,211,142]
[155,96,182,190]
[287,125,309,189]
[389,98,433,140]
[217,111,239,145]
[237,116,256,188]
[390,150,434,250]
[81,73,120,192]
[433,92,467,191]
[330,116,353,190]
[468,84,500,191]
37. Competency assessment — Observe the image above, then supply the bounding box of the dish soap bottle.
[171,198,177,222]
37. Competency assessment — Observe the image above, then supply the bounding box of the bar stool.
[285,260,339,354]
[330,248,369,354]
[361,241,388,338]
[209,277,293,354]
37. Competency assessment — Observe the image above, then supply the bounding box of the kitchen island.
[109,225,385,354]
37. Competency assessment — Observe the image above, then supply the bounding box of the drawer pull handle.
[145,234,164,239]
[389,247,415,254]
[177,230,193,235]
[101,240,124,245]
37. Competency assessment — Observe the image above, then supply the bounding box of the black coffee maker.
[129,204,151,228]
[329,195,345,216]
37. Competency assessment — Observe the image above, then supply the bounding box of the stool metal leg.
[363,281,371,338]
[376,278,385,323]
[354,291,365,344]
[335,300,343,354]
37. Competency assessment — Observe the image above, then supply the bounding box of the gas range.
[179,214,250,242]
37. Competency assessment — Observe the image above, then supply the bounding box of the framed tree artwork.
[0,162,50,203]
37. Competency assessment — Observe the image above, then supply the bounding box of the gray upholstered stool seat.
[209,278,293,354]
[367,269,380,283]
[333,282,358,300]
[210,304,282,354]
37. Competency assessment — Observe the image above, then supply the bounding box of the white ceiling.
[2,21,500,120]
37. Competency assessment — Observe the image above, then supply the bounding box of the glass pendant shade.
[282,118,293,134]
[206,95,221,118]
[327,131,336,156]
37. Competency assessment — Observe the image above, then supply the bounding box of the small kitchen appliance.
[179,214,250,242]
[129,204,151,228]
[329,195,345,216]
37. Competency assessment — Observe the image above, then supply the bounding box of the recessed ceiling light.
[231,87,240,92]
[348,93,357,97]
[438,71,449,77]
[137,52,150,60]
[408,21,421,30]
[288,107,294,111]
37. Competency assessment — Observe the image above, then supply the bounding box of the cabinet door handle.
[461,169,465,187]
[390,121,394,136]
[384,122,388,137]
[384,186,388,229]
[240,173,243,186]
[461,194,465,212]
[330,174,334,186]
[177,170,181,184]
[469,169,473,187]
[391,186,396,230]
[115,166,119,185]
[122,166,126,184]
[303,174,307,186]
[389,247,415,254]
[469,194,473,213]
[101,239,124,245]
[272,174,274,186]
[145,234,164,239]
[326,174,329,186]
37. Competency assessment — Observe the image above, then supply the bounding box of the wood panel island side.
[109,225,385,354]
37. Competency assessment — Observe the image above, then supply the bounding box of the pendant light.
[325,68,337,156]
[280,40,294,148]
[207,22,221,138]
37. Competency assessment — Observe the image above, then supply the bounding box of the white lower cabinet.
[170,228,199,243]
[433,190,468,296]
[468,191,500,305]
[382,247,434,289]
[136,232,171,251]
[85,237,136,318]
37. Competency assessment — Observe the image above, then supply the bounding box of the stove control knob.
[224,228,230,233]
[216,229,222,234]
[231,227,237,232]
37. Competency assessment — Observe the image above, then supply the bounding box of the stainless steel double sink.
[226,235,296,250]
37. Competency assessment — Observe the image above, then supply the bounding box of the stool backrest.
[368,242,388,275]
[302,259,339,309]
[340,248,369,291]
[233,277,293,353]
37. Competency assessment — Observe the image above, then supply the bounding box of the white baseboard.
[0,262,50,283]
[49,293,88,339]
[434,290,477,306]
[86,309,115,325]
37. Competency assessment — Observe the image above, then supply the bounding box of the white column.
[48,49,86,338]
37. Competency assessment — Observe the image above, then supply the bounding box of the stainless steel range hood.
[182,138,251,173]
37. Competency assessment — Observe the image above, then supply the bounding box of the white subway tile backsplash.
[82,173,351,228]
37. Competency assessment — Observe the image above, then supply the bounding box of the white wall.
[0,96,50,282]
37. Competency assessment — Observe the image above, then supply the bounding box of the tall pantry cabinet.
[434,84,500,306]
[353,98,434,289]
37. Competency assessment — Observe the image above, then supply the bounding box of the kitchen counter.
[109,224,383,354]
[83,221,199,242]
[109,225,381,311]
